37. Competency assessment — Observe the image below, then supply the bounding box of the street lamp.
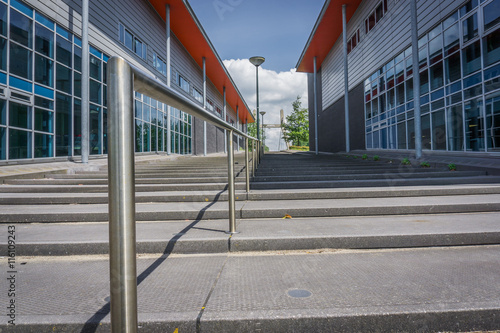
[260,111,266,152]
[249,56,265,142]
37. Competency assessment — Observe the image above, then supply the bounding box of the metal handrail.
[106,56,259,332]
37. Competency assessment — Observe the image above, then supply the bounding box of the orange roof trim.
[147,0,254,124]
[296,0,363,73]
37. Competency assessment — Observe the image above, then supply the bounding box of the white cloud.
[224,59,308,151]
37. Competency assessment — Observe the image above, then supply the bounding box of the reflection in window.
[9,102,31,129]
[484,0,500,31]
[34,133,53,157]
[56,93,72,156]
[35,54,53,87]
[464,97,484,151]
[9,128,31,159]
[10,9,32,47]
[483,28,500,67]
[445,52,461,83]
[432,110,446,150]
[56,36,72,67]
[56,64,71,94]
[462,40,481,76]
[90,55,101,80]
[35,23,53,58]
[462,13,478,43]
[430,61,444,91]
[444,23,459,56]
[10,43,32,79]
[0,3,6,37]
[486,91,500,151]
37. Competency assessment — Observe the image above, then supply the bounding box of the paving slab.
[1,246,499,332]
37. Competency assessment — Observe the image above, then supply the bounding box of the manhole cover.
[288,289,312,298]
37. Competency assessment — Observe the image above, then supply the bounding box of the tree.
[247,112,267,150]
[282,96,309,147]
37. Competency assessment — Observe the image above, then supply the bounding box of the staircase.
[1,151,499,332]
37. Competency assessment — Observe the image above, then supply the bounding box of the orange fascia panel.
[297,0,362,73]
[147,0,254,124]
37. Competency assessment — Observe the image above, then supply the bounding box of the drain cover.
[288,289,312,298]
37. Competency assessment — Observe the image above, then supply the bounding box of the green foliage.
[247,121,266,150]
[448,163,457,171]
[401,158,411,165]
[420,161,430,168]
[290,146,309,151]
[282,96,309,147]
[373,155,380,161]
[362,154,368,160]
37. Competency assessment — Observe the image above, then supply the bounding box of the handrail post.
[226,129,237,233]
[252,140,256,176]
[245,137,250,193]
[107,57,138,333]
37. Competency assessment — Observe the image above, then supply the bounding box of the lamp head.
[249,56,265,67]
[260,111,266,116]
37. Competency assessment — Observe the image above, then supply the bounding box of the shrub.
[362,154,368,160]
[448,163,457,171]
[401,158,411,165]
[420,161,430,168]
[373,155,380,161]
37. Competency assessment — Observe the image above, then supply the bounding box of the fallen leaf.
[282,214,292,219]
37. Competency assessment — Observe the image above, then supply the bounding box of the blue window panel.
[484,63,500,81]
[74,36,82,47]
[11,0,32,17]
[56,25,71,40]
[9,75,32,92]
[90,45,101,58]
[0,71,6,84]
[35,12,54,30]
[103,54,109,62]
[431,88,444,101]
[35,84,54,99]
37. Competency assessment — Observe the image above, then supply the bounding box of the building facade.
[0,0,252,162]
[298,0,500,155]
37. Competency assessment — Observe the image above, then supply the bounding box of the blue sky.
[188,0,325,73]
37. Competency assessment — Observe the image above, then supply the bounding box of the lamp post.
[249,56,265,142]
[260,111,266,152]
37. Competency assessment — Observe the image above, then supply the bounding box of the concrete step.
[1,246,499,332]
[3,176,247,185]
[2,212,499,256]
[1,194,499,223]
[2,184,500,204]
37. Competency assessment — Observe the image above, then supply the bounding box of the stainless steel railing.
[106,56,260,332]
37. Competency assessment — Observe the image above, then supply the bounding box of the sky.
[188,0,325,150]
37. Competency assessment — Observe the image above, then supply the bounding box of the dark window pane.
[0,127,5,160]
[368,13,375,31]
[484,0,500,31]
[419,45,427,69]
[0,99,5,125]
[35,108,54,133]
[9,129,31,159]
[462,40,481,75]
[90,55,101,80]
[56,93,72,156]
[74,72,81,97]
[432,110,446,150]
[445,52,461,84]
[135,120,142,152]
[406,80,413,101]
[35,23,54,58]
[0,37,6,71]
[486,90,500,151]
[34,133,53,157]
[444,23,460,56]
[430,61,444,91]
[483,28,500,67]
[460,0,478,17]
[134,38,142,57]
[9,101,31,129]
[90,104,101,155]
[465,97,485,151]
[376,3,383,22]
[420,69,429,95]
[35,54,53,87]
[74,46,82,72]
[10,9,32,47]
[56,35,72,67]
[0,2,6,37]
[10,43,32,79]
[56,64,71,94]
[429,35,443,65]
[462,13,478,43]
[74,99,81,155]
[396,84,405,106]
[89,79,101,104]
[125,30,133,50]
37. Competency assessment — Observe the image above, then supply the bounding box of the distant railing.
[106,56,261,332]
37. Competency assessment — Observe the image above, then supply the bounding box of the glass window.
[419,46,428,69]
[396,84,405,106]
[74,46,82,72]
[432,110,446,150]
[397,121,406,149]
[74,72,81,97]
[0,99,5,125]
[90,104,101,155]
[406,80,413,101]
[443,12,458,29]
[35,96,54,110]
[89,80,101,104]
[90,55,101,80]
[407,118,415,149]
[464,97,485,151]
[56,36,72,67]
[143,104,150,122]
[460,0,478,17]
[9,128,31,159]
[375,3,383,22]
[446,104,464,151]
[72,98,81,155]
[387,88,395,109]
[430,61,444,91]
[35,54,53,87]
[134,38,142,57]
[464,84,482,100]
[9,101,31,129]
[484,0,500,31]
[125,29,133,50]
[0,37,6,71]
[10,9,32,48]
[0,2,6,37]
[462,13,478,43]
[420,69,429,95]
[444,23,459,56]
[395,62,404,84]
[10,43,32,79]
[35,108,54,133]
[421,114,431,149]
[462,40,481,75]
[56,93,72,156]
[56,64,71,94]
[179,76,190,92]
[34,133,53,158]
[444,52,461,84]
[35,23,54,58]
[485,90,500,151]
[0,127,5,160]
[429,35,443,65]
[35,12,54,30]
[483,28,500,67]
[485,77,500,93]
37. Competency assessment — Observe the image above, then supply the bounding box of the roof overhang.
[147,0,254,124]
[296,0,363,73]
